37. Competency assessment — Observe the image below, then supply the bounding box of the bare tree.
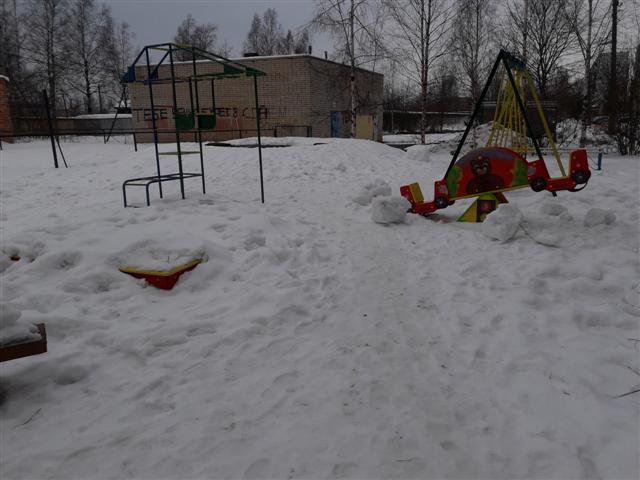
[0,0,19,78]
[174,14,223,60]
[626,42,640,154]
[450,0,496,108]
[383,0,451,143]
[244,9,309,56]
[279,28,311,54]
[564,0,611,146]
[63,0,111,113]
[313,0,386,138]
[244,8,284,55]
[501,0,575,99]
[21,0,69,108]
[101,15,135,108]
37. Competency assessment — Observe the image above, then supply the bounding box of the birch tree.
[450,0,496,108]
[564,0,611,146]
[313,0,385,138]
[102,16,135,107]
[244,9,310,55]
[64,0,110,113]
[21,0,69,108]
[174,14,226,60]
[383,0,451,143]
[501,0,575,99]
[0,0,20,79]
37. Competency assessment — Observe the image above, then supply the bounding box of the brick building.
[130,54,383,142]
[0,76,13,142]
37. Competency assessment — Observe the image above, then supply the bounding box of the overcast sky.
[103,0,333,58]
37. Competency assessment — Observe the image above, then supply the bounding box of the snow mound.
[353,179,392,206]
[438,122,525,153]
[556,118,616,151]
[584,208,616,227]
[405,145,432,163]
[482,204,523,242]
[111,242,208,271]
[0,303,41,346]
[539,201,568,216]
[371,196,410,224]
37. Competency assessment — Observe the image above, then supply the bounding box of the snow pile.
[108,238,213,271]
[436,122,526,153]
[224,136,318,148]
[539,201,568,216]
[1,138,638,480]
[584,207,616,227]
[556,118,616,151]
[371,196,410,224]
[404,144,432,163]
[482,203,523,242]
[353,179,392,205]
[0,303,41,346]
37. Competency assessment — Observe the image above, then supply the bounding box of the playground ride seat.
[528,149,591,193]
[400,50,593,223]
[401,147,592,219]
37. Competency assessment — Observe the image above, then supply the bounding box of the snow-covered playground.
[1,137,639,479]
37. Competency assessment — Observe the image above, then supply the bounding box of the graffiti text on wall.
[133,105,288,124]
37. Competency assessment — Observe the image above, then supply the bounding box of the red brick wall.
[0,77,13,142]
[129,55,383,142]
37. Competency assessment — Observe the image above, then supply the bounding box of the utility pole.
[608,0,619,135]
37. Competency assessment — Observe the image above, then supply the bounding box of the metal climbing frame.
[120,43,267,207]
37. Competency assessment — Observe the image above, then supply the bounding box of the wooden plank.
[0,324,47,363]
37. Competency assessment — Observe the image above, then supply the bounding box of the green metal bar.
[501,55,544,162]
[145,48,163,199]
[254,75,264,203]
[168,44,186,199]
[192,46,206,194]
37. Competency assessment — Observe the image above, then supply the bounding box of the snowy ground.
[383,133,460,146]
[1,137,639,479]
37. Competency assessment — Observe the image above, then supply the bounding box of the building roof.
[232,54,384,78]
[163,53,383,78]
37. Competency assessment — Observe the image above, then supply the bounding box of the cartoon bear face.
[471,156,491,176]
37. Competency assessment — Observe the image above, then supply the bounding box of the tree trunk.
[84,62,92,113]
[350,0,356,139]
[608,0,619,135]
[580,2,593,147]
[419,0,427,144]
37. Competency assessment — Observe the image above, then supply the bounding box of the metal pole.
[502,56,545,162]
[43,89,59,168]
[254,75,265,203]
[192,47,206,194]
[445,51,505,176]
[168,44,185,199]
[145,48,163,198]
[105,85,126,144]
